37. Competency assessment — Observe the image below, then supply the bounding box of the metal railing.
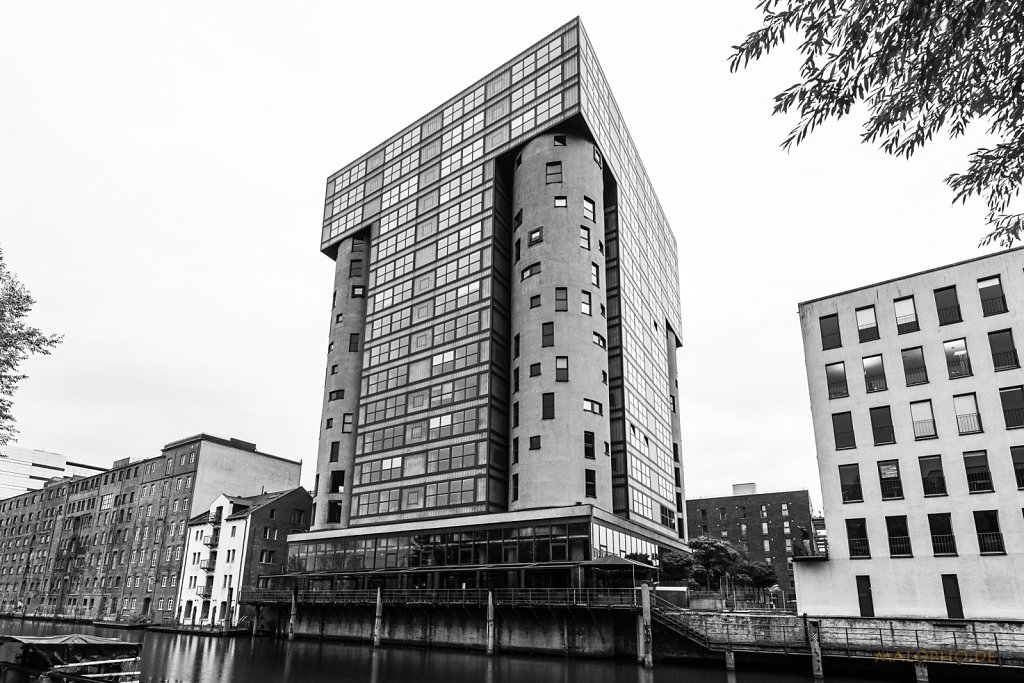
[848,538,871,558]
[196,587,212,598]
[841,485,863,503]
[203,535,219,548]
[887,536,913,557]
[931,534,957,555]
[981,294,1008,316]
[865,374,888,392]
[237,587,642,609]
[957,412,983,434]
[208,512,222,526]
[879,479,904,500]
[1004,407,1024,430]
[992,349,1020,371]
[978,532,1006,554]
[966,470,994,493]
[922,475,947,496]
[827,381,849,399]
[834,431,856,449]
[872,425,895,445]
[937,305,962,325]
[948,356,973,378]
[822,332,842,350]
[904,366,928,385]
[896,315,919,334]
[913,419,937,439]
[858,324,880,343]
[199,559,216,572]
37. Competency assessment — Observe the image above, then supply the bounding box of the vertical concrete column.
[372,586,383,647]
[637,583,653,668]
[724,650,736,671]
[914,662,928,682]
[288,588,297,641]
[807,618,824,679]
[486,590,495,655]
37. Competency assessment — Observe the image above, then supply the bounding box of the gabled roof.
[224,488,297,521]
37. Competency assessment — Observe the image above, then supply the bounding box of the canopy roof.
[0,634,141,669]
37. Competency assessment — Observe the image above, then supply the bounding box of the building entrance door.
[941,574,964,619]
[855,575,874,617]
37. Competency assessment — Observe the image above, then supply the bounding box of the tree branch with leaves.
[0,247,62,445]
[731,0,1024,246]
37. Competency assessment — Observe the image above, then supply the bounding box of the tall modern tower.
[289,18,686,585]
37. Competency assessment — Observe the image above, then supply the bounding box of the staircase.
[650,596,715,650]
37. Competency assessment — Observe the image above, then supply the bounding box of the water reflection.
[0,619,880,683]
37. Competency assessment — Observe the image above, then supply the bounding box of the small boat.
[0,634,142,682]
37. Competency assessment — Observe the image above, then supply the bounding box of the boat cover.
[0,634,141,669]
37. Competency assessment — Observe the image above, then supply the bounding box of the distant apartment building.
[796,247,1024,619]
[686,484,814,598]
[178,487,311,627]
[0,444,104,497]
[0,434,300,621]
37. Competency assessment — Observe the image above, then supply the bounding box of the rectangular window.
[934,286,962,325]
[512,474,519,501]
[893,296,919,334]
[592,332,606,349]
[846,518,870,558]
[585,469,596,497]
[584,431,595,459]
[349,260,363,278]
[342,414,353,433]
[530,362,541,377]
[583,398,603,415]
[944,338,972,378]
[581,291,592,316]
[953,393,983,434]
[512,437,519,464]
[886,515,912,557]
[819,314,841,350]
[877,460,904,500]
[554,135,566,146]
[902,347,928,385]
[351,285,365,298]
[964,451,994,493]
[832,412,856,449]
[545,161,562,184]
[870,406,895,445]
[838,463,862,502]
[579,226,591,249]
[999,386,1024,429]
[554,196,567,208]
[1012,446,1024,489]
[555,356,569,382]
[529,435,541,450]
[856,306,880,342]
[862,354,887,392]
[928,513,957,555]
[978,275,1008,315]
[521,263,541,280]
[590,263,600,287]
[542,393,555,420]
[583,196,595,221]
[530,294,541,309]
[528,227,543,245]
[513,334,520,359]
[513,402,519,428]
[826,362,848,399]
[989,329,1020,371]
[910,400,937,439]
[542,322,554,347]
[974,510,1005,554]
[349,334,360,352]
[919,455,947,496]
[328,389,344,401]
[513,367,520,393]
[555,287,568,311]
[514,239,521,262]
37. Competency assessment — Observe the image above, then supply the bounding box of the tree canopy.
[731,1,1024,246]
[0,247,61,445]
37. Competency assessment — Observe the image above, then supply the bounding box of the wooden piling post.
[372,586,383,647]
[486,590,495,656]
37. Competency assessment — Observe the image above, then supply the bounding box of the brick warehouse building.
[686,484,815,600]
[0,434,300,622]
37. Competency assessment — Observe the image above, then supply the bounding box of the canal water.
[0,618,883,682]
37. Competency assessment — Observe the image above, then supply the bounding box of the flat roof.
[798,246,1023,307]
[685,488,812,504]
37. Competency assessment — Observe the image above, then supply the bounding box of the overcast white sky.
[1,2,1006,510]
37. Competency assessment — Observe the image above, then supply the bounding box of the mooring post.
[914,662,928,682]
[373,586,383,647]
[288,587,297,641]
[807,618,824,679]
[725,650,736,671]
[252,606,260,636]
[636,583,653,669]
[486,590,496,656]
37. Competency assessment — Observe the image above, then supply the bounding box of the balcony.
[841,485,863,503]
[922,475,947,496]
[835,431,856,450]
[872,425,896,445]
[793,537,829,562]
[196,586,212,599]
[937,305,962,325]
[848,538,871,558]
[203,535,219,548]
[981,294,1008,316]
[896,315,919,334]
[865,374,888,393]
[992,349,1020,371]
[828,381,849,399]
[913,419,937,439]
[947,356,973,379]
[200,559,216,572]
[977,532,1006,554]
[904,366,928,386]
[956,413,983,435]
[879,479,904,500]
[888,536,913,557]
[822,333,842,350]
[207,512,222,526]
[966,470,994,493]
[858,324,880,343]
[931,534,957,556]
[1004,407,1024,430]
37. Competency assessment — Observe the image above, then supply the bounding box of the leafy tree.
[688,536,744,591]
[659,550,695,583]
[733,560,777,589]
[731,1,1024,246]
[0,247,61,444]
